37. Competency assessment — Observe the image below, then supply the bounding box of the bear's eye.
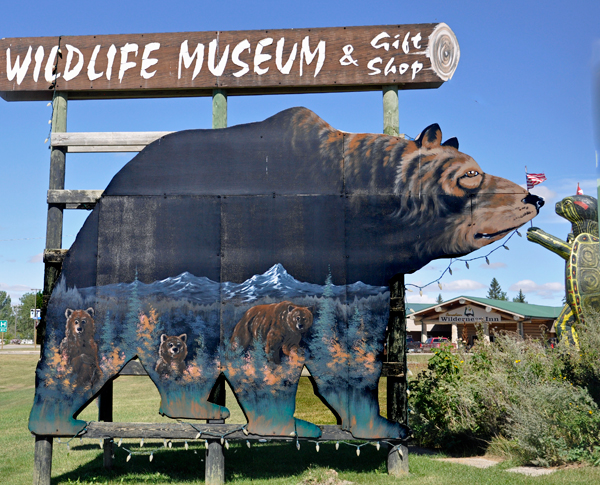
[81,320,86,325]
[169,343,173,348]
[465,170,479,177]
[74,320,79,325]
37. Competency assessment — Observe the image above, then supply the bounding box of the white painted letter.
[178,40,205,80]
[367,57,382,75]
[276,38,297,74]
[33,46,44,82]
[232,39,250,78]
[119,43,138,82]
[254,37,273,75]
[412,32,422,49]
[402,32,410,54]
[399,63,409,75]
[300,37,326,77]
[371,32,390,51]
[208,39,230,77]
[411,60,423,79]
[87,45,103,81]
[141,42,160,79]
[106,45,117,81]
[6,46,32,85]
[44,46,60,83]
[63,44,84,82]
[384,58,396,76]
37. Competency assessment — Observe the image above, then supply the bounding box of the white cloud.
[519,184,557,204]
[480,262,507,269]
[509,279,564,299]
[441,279,486,292]
[28,253,43,263]
[406,294,436,304]
[0,282,32,302]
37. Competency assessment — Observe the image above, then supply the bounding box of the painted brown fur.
[288,108,543,273]
[59,308,101,389]
[155,334,188,378]
[231,301,313,364]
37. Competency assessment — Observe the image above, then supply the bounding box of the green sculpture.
[527,194,599,345]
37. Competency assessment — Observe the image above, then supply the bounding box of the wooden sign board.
[0,23,459,101]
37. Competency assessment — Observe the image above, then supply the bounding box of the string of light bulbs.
[405,228,522,295]
[54,421,406,463]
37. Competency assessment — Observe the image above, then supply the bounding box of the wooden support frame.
[382,86,409,476]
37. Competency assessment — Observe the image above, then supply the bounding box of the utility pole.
[12,305,20,339]
[31,289,40,350]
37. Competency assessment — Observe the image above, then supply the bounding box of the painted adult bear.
[30,107,543,438]
[59,308,101,389]
[231,301,313,364]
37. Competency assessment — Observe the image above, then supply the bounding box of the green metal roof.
[407,296,563,319]
[465,296,563,319]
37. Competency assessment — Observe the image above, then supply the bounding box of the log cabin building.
[406,296,562,345]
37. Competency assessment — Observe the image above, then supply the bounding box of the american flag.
[526,172,547,190]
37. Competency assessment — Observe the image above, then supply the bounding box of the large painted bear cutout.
[30,108,543,438]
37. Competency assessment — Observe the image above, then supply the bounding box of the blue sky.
[0,0,598,306]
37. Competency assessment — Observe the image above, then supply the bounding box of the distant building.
[407,296,562,344]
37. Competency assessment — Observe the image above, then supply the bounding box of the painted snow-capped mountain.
[90,263,388,304]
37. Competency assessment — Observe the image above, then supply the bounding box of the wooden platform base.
[33,423,408,484]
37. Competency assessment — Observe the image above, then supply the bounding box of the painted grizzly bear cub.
[59,308,101,389]
[155,334,188,379]
[231,301,313,364]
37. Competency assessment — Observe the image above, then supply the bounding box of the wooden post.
[98,380,114,469]
[205,88,227,485]
[33,436,53,485]
[34,91,67,485]
[205,440,225,485]
[41,92,68,345]
[383,86,408,475]
[212,89,227,129]
[387,443,409,477]
[383,85,399,137]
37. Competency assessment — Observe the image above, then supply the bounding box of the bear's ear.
[415,123,442,148]
[442,137,459,150]
[160,334,167,343]
[288,305,295,313]
[179,334,187,343]
[65,308,73,319]
[85,307,94,318]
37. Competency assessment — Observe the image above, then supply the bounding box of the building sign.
[439,305,501,323]
[0,23,459,101]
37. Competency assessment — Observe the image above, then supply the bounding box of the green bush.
[409,322,600,466]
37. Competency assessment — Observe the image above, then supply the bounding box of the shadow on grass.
[53,441,392,483]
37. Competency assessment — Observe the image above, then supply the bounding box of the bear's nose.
[522,193,544,212]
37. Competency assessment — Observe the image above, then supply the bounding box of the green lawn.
[2,353,600,484]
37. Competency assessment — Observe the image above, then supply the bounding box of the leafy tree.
[0,291,13,330]
[487,278,508,301]
[436,294,444,304]
[512,289,527,303]
[14,291,43,339]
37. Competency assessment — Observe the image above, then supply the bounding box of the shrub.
[409,322,600,465]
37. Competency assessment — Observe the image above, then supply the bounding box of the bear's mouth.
[474,226,517,240]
